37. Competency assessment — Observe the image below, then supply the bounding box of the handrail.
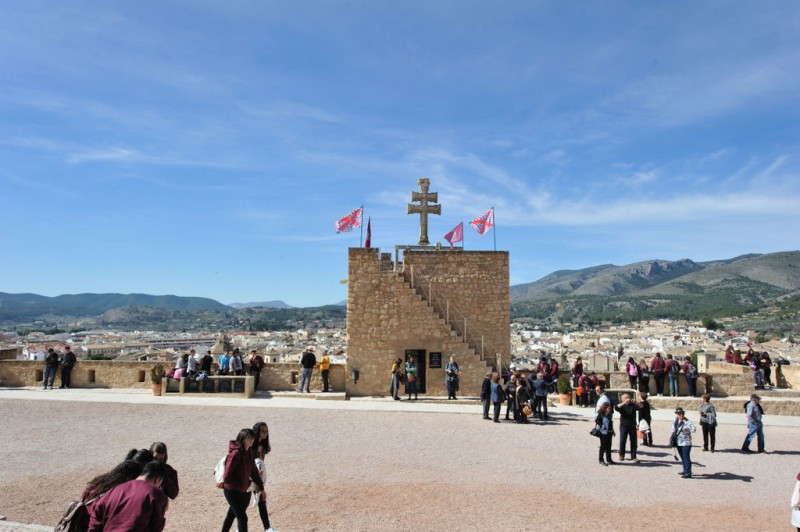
[401,265,499,371]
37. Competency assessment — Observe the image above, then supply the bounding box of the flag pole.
[359,205,364,247]
[492,207,496,251]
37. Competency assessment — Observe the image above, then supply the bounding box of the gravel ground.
[0,398,798,531]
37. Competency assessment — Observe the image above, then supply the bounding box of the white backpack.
[214,454,228,488]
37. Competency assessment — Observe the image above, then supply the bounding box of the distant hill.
[2,251,798,333]
[0,292,230,320]
[511,252,800,301]
[510,251,800,330]
[228,301,294,309]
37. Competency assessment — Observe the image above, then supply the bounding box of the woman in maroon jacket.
[222,428,265,532]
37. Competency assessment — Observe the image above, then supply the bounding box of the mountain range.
[228,301,294,309]
[2,250,798,330]
[510,251,800,328]
[510,252,800,300]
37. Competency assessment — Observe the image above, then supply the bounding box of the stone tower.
[210,332,232,355]
[345,247,509,397]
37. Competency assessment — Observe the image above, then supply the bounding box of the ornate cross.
[407,178,441,245]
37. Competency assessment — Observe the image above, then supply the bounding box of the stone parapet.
[607,370,753,397]
[0,360,345,393]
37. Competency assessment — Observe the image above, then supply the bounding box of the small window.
[291,371,299,385]
[88,369,96,383]
[137,370,146,383]
[35,369,43,382]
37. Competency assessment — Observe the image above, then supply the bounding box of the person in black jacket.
[614,393,642,462]
[480,371,492,419]
[43,349,59,390]
[299,347,316,393]
[59,346,76,389]
[505,371,517,421]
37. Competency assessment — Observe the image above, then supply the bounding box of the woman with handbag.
[672,407,697,478]
[595,402,615,466]
[515,375,531,424]
[699,393,717,452]
[405,356,418,401]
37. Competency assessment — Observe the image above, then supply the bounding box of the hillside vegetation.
[511,251,800,335]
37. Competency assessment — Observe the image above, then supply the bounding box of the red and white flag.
[469,208,494,235]
[443,222,463,246]
[335,207,363,233]
[364,218,372,247]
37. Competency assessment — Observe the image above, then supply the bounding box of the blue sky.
[2,1,799,307]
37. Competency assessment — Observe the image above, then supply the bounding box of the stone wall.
[346,248,500,397]
[0,360,345,392]
[607,366,764,397]
[777,364,800,390]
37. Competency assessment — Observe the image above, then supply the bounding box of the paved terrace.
[1,387,799,531]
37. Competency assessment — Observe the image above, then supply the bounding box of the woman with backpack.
[59,460,144,531]
[221,428,264,532]
[699,394,717,452]
[683,357,699,397]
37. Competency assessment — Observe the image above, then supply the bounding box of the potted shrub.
[556,374,572,405]
[150,364,165,396]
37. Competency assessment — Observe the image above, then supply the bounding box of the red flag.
[443,222,463,246]
[469,208,494,235]
[364,218,372,247]
[335,207,362,233]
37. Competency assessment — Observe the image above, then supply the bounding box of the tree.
[702,317,720,330]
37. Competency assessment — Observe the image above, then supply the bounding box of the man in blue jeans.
[673,407,696,478]
[666,354,680,397]
[741,394,765,453]
[299,347,316,393]
[43,349,59,389]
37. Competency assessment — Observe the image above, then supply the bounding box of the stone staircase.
[395,271,496,372]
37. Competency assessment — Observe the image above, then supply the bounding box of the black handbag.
[590,427,601,437]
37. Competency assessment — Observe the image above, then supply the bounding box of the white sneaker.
[266,528,279,532]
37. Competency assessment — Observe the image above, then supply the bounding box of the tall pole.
[359,205,364,247]
[492,207,496,251]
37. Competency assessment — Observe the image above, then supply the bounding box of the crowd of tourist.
[724,345,780,389]
[58,423,278,532]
